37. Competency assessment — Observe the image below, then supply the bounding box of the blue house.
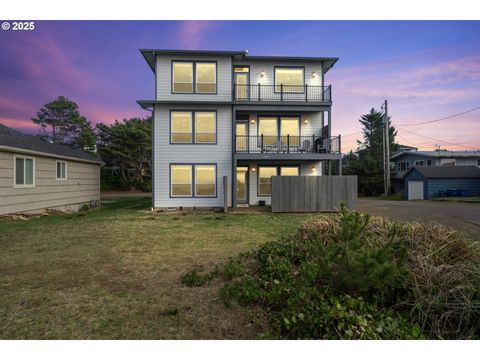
[391,150,480,195]
[403,166,480,200]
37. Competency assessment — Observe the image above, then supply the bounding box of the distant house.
[404,166,480,200]
[391,150,480,195]
[0,124,102,215]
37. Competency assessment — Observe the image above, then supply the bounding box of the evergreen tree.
[31,96,96,151]
[344,108,398,196]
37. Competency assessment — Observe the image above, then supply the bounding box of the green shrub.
[180,268,217,287]
[217,205,480,339]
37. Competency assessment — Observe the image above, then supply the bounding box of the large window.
[195,165,216,197]
[275,67,304,93]
[171,165,193,197]
[172,62,193,93]
[258,166,300,196]
[14,156,35,187]
[196,63,216,93]
[258,116,300,147]
[171,111,216,144]
[172,61,216,94]
[170,164,216,198]
[56,161,67,180]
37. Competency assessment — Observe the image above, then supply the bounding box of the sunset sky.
[1,20,479,152]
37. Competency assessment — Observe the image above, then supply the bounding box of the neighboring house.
[0,124,102,215]
[404,166,480,200]
[391,150,480,194]
[137,49,341,208]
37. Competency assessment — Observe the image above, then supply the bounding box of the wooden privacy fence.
[271,176,358,212]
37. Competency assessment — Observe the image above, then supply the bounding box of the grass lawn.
[0,197,317,339]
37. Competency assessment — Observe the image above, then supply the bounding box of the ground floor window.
[258,165,300,196]
[170,164,216,198]
[14,156,35,187]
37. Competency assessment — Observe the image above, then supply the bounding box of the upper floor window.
[15,155,35,187]
[171,111,216,144]
[172,61,217,94]
[56,161,67,180]
[275,67,304,93]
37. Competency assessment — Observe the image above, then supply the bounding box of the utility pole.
[381,99,390,196]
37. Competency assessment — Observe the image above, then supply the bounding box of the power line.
[398,127,479,150]
[395,106,480,127]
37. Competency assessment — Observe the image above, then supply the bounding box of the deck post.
[232,159,237,209]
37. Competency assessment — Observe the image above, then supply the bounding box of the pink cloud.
[177,21,223,49]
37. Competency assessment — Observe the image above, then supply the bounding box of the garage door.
[408,181,424,200]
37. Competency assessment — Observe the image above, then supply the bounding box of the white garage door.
[408,181,424,200]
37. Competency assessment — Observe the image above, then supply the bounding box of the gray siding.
[156,54,232,102]
[0,150,100,215]
[153,104,232,207]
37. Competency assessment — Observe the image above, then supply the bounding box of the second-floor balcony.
[235,135,341,154]
[233,84,332,103]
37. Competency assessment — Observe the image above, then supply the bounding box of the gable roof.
[0,124,102,164]
[405,165,480,179]
[392,150,480,160]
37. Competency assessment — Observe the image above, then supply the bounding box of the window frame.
[170,110,217,145]
[414,160,425,166]
[257,165,300,197]
[171,60,218,95]
[169,163,217,199]
[274,66,305,94]
[56,160,68,181]
[194,164,217,198]
[13,155,35,188]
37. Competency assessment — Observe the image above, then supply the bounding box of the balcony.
[233,84,332,103]
[235,135,341,154]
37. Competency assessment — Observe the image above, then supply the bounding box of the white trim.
[55,160,68,181]
[13,154,36,188]
[0,145,102,165]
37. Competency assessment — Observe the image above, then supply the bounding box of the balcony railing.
[234,84,332,103]
[235,135,341,154]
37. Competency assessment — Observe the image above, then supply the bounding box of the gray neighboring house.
[137,49,342,209]
[403,166,480,200]
[0,124,102,215]
[391,150,480,195]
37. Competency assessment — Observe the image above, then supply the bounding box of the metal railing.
[233,84,332,102]
[235,135,341,154]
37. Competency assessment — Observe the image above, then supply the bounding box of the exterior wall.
[247,161,323,206]
[236,60,324,101]
[153,104,232,208]
[244,111,323,137]
[0,150,100,215]
[156,54,232,102]
[426,179,480,199]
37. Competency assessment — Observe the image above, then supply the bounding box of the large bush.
[216,206,480,339]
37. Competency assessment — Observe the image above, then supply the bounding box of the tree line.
[29,96,399,195]
[31,96,152,191]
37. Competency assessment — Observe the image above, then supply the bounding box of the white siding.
[0,151,100,215]
[247,161,323,206]
[156,55,232,102]
[153,104,232,208]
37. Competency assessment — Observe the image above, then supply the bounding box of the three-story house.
[137,49,341,209]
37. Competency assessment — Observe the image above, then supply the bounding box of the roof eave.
[0,145,103,165]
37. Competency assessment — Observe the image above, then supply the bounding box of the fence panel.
[271,176,357,212]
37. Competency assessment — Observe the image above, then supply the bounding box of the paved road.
[358,199,480,238]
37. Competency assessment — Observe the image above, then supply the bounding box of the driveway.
[358,199,480,238]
